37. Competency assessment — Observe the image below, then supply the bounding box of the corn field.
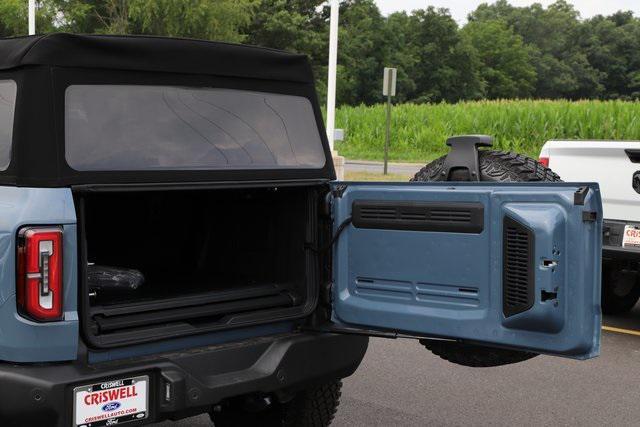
[334,100,640,162]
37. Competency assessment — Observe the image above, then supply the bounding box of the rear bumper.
[603,245,640,261]
[603,219,640,261]
[0,332,368,427]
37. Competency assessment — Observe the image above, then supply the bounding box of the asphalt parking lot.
[158,161,640,426]
[158,304,640,427]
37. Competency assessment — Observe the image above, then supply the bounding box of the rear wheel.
[210,380,342,427]
[601,261,640,315]
[412,150,560,367]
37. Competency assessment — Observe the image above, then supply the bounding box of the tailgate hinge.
[331,184,348,198]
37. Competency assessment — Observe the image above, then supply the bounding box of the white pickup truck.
[540,140,640,314]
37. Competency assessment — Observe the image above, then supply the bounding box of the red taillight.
[539,157,549,167]
[17,227,63,321]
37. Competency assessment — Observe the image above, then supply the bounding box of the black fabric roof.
[0,33,314,83]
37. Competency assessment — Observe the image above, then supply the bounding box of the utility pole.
[326,0,339,152]
[28,0,36,35]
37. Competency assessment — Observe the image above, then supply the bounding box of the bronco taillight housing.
[17,227,63,321]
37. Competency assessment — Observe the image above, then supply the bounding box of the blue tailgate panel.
[331,182,602,359]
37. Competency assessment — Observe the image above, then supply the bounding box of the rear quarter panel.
[0,187,78,362]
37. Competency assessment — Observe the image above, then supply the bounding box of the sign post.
[383,67,397,175]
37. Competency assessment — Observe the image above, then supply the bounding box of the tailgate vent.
[352,201,484,233]
[429,208,473,223]
[503,216,534,317]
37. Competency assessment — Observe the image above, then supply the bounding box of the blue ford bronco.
[0,34,602,427]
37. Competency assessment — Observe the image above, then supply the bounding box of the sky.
[375,0,640,23]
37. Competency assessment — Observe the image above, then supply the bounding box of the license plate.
[74,375,149,427]
[623,225,640,248]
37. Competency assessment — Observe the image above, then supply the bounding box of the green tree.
[51,0,256,41]
[0,0,55,36]
[245,0,325,52]
[127,0,255,42]
[409,7,484,102]
[468,0,603,99]
[49,0,102,33]
[2,0,638,104]
[461,20,536,99]
[335,0,389,105]
[243,0,328,102]
[580,12,640,99]
[383,12,420,103]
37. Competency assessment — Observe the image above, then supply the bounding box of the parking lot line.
[602,325,640,337]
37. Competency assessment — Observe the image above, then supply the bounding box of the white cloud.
[375,0,640,23]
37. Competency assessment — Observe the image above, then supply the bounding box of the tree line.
[2,0,639,105]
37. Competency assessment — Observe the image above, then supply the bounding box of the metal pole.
[384,93,391,175]
[28,0,36,35]
[326,0,339,152]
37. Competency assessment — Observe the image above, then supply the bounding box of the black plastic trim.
[503,216,535,317]
[352,200,484,233]
[90,284,285,318]
[574,186,589,205]
[603,219,632,247]
[603,246,640,261]
[626,149,640,163]
[0,332,368,427]
[71,178,330,194]
[95,294,294,333]
[603,219,640,261]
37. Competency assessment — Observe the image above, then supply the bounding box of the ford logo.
[102,402,121,412]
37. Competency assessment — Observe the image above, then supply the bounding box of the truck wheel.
[412,150,560,367]
[601,262,640,315]
[210,380,342,427]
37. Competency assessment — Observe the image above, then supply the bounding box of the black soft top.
[0,34,333,187]
[0,33,314,83]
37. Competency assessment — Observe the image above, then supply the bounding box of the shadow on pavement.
[603,301,640,331]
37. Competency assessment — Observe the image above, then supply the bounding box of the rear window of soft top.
[0,80,16,171]
[65,85,326,171]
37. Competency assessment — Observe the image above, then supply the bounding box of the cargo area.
[77,186,321,347]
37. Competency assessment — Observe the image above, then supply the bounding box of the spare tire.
[412,150,561,183]
[412,150,561,367]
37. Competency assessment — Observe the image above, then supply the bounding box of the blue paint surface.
[332,182,602,359]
